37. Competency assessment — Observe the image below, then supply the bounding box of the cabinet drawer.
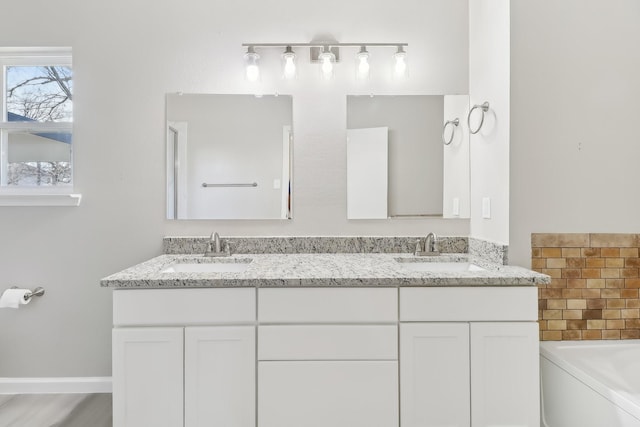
[258,288,397,323]
[113,288,256,326]
[258,325,397,360]
[400,287,538,322]
[258,361,399,427]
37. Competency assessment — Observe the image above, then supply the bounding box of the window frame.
[0,47,80,206]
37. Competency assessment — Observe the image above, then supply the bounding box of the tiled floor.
[0,393,112,427]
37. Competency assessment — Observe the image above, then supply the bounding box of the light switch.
[452,197,460,216]
[482,197,491,219]
[273,179,281,189]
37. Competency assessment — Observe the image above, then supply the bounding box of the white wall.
[443,94,470,218]
[509,0,640,267]
[469,0,510,245]
[0,0,469,376]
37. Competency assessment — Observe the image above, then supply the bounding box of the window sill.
[0,193,82,207]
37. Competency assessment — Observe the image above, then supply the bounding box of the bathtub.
[540,340,640,427]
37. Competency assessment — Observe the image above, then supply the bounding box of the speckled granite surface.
[101,253,549,288]
[469,237,509,265]
[163,236,469,255]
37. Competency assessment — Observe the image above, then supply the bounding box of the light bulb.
[246,64,259,82]
[318,47,335,80]
[393,46,407,79]
[282,46,297,80]
[321,56,333,76]
[356,46,370,80]
[244,46,260,82]
[283,56,296,79]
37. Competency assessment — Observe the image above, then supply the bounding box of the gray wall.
[509,0,640,267]
[0,0,469,377]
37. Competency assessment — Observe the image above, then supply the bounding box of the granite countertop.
[100,253,550,288]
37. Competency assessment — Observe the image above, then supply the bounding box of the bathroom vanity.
[103,240,549,427]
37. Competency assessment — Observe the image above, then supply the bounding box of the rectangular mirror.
[346,95,470,220]
[166,94,292,220]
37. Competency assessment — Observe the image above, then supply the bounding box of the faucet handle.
[225,240,235,256]
[414,239,422,255]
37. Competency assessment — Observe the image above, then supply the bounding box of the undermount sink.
[161,259,252,273]
[395,258,485,272]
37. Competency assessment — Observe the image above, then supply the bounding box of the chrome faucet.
[415,232,440,256]
[424,232,439,255]
[204,232,230,257]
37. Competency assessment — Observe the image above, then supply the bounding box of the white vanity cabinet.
[112,288,256,427]
[112,285,540,427]
[112,327,184,427]
[257,288,399,427]
[399,287,540,427]
[400,323,471,427]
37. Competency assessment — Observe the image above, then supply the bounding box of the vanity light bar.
[242,42,408,81]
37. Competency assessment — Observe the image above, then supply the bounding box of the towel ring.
[468,101,490,135]
[442,118,459,145]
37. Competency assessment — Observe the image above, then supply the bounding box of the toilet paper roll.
[0,289,32,309]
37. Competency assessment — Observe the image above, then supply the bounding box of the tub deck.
[541,340,640,427]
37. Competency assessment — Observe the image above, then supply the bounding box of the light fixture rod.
[242,42,408,48]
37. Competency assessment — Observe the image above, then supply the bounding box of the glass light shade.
[244,49,260,82]
[393,48,407,79]
[356,49,370,80]
[318,49,335,80]
[282,48,297,80]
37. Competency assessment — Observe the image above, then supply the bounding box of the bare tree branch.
[47,66,73,100]
[7,66,72,122]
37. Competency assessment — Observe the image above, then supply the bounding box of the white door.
[400,323,470,427]
[259,361,398,427]
[470,322,540,427]
[346,127,388,219]
[184,326,255,427]
[112,328,183,427]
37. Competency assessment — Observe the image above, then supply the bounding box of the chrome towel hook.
[442,118,459,145]
[468,101,490,135]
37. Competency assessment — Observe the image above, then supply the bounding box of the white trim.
[0,47,72,64]
[0,193,82,206]
[0,376,112,394]
[166,121,188,219]
[0,47,72,56]
[0,122,72,132]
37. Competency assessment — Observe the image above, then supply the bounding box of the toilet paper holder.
[10,286,45,302]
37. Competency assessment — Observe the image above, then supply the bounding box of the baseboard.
[0,377,112,394]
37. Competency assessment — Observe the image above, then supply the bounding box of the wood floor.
[0,393,112,427]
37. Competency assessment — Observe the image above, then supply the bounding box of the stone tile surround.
[532,233,640,340]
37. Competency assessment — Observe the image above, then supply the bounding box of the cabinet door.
[470,322,539,427]
[400,323,470,427]
[259,361,398,427]
[112,328,183,427]
[185,326,255,427]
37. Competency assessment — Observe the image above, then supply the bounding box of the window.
[0,47,79,205]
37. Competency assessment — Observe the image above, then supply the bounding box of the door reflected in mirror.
[346,95,469,220]
[166,94,292,220]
